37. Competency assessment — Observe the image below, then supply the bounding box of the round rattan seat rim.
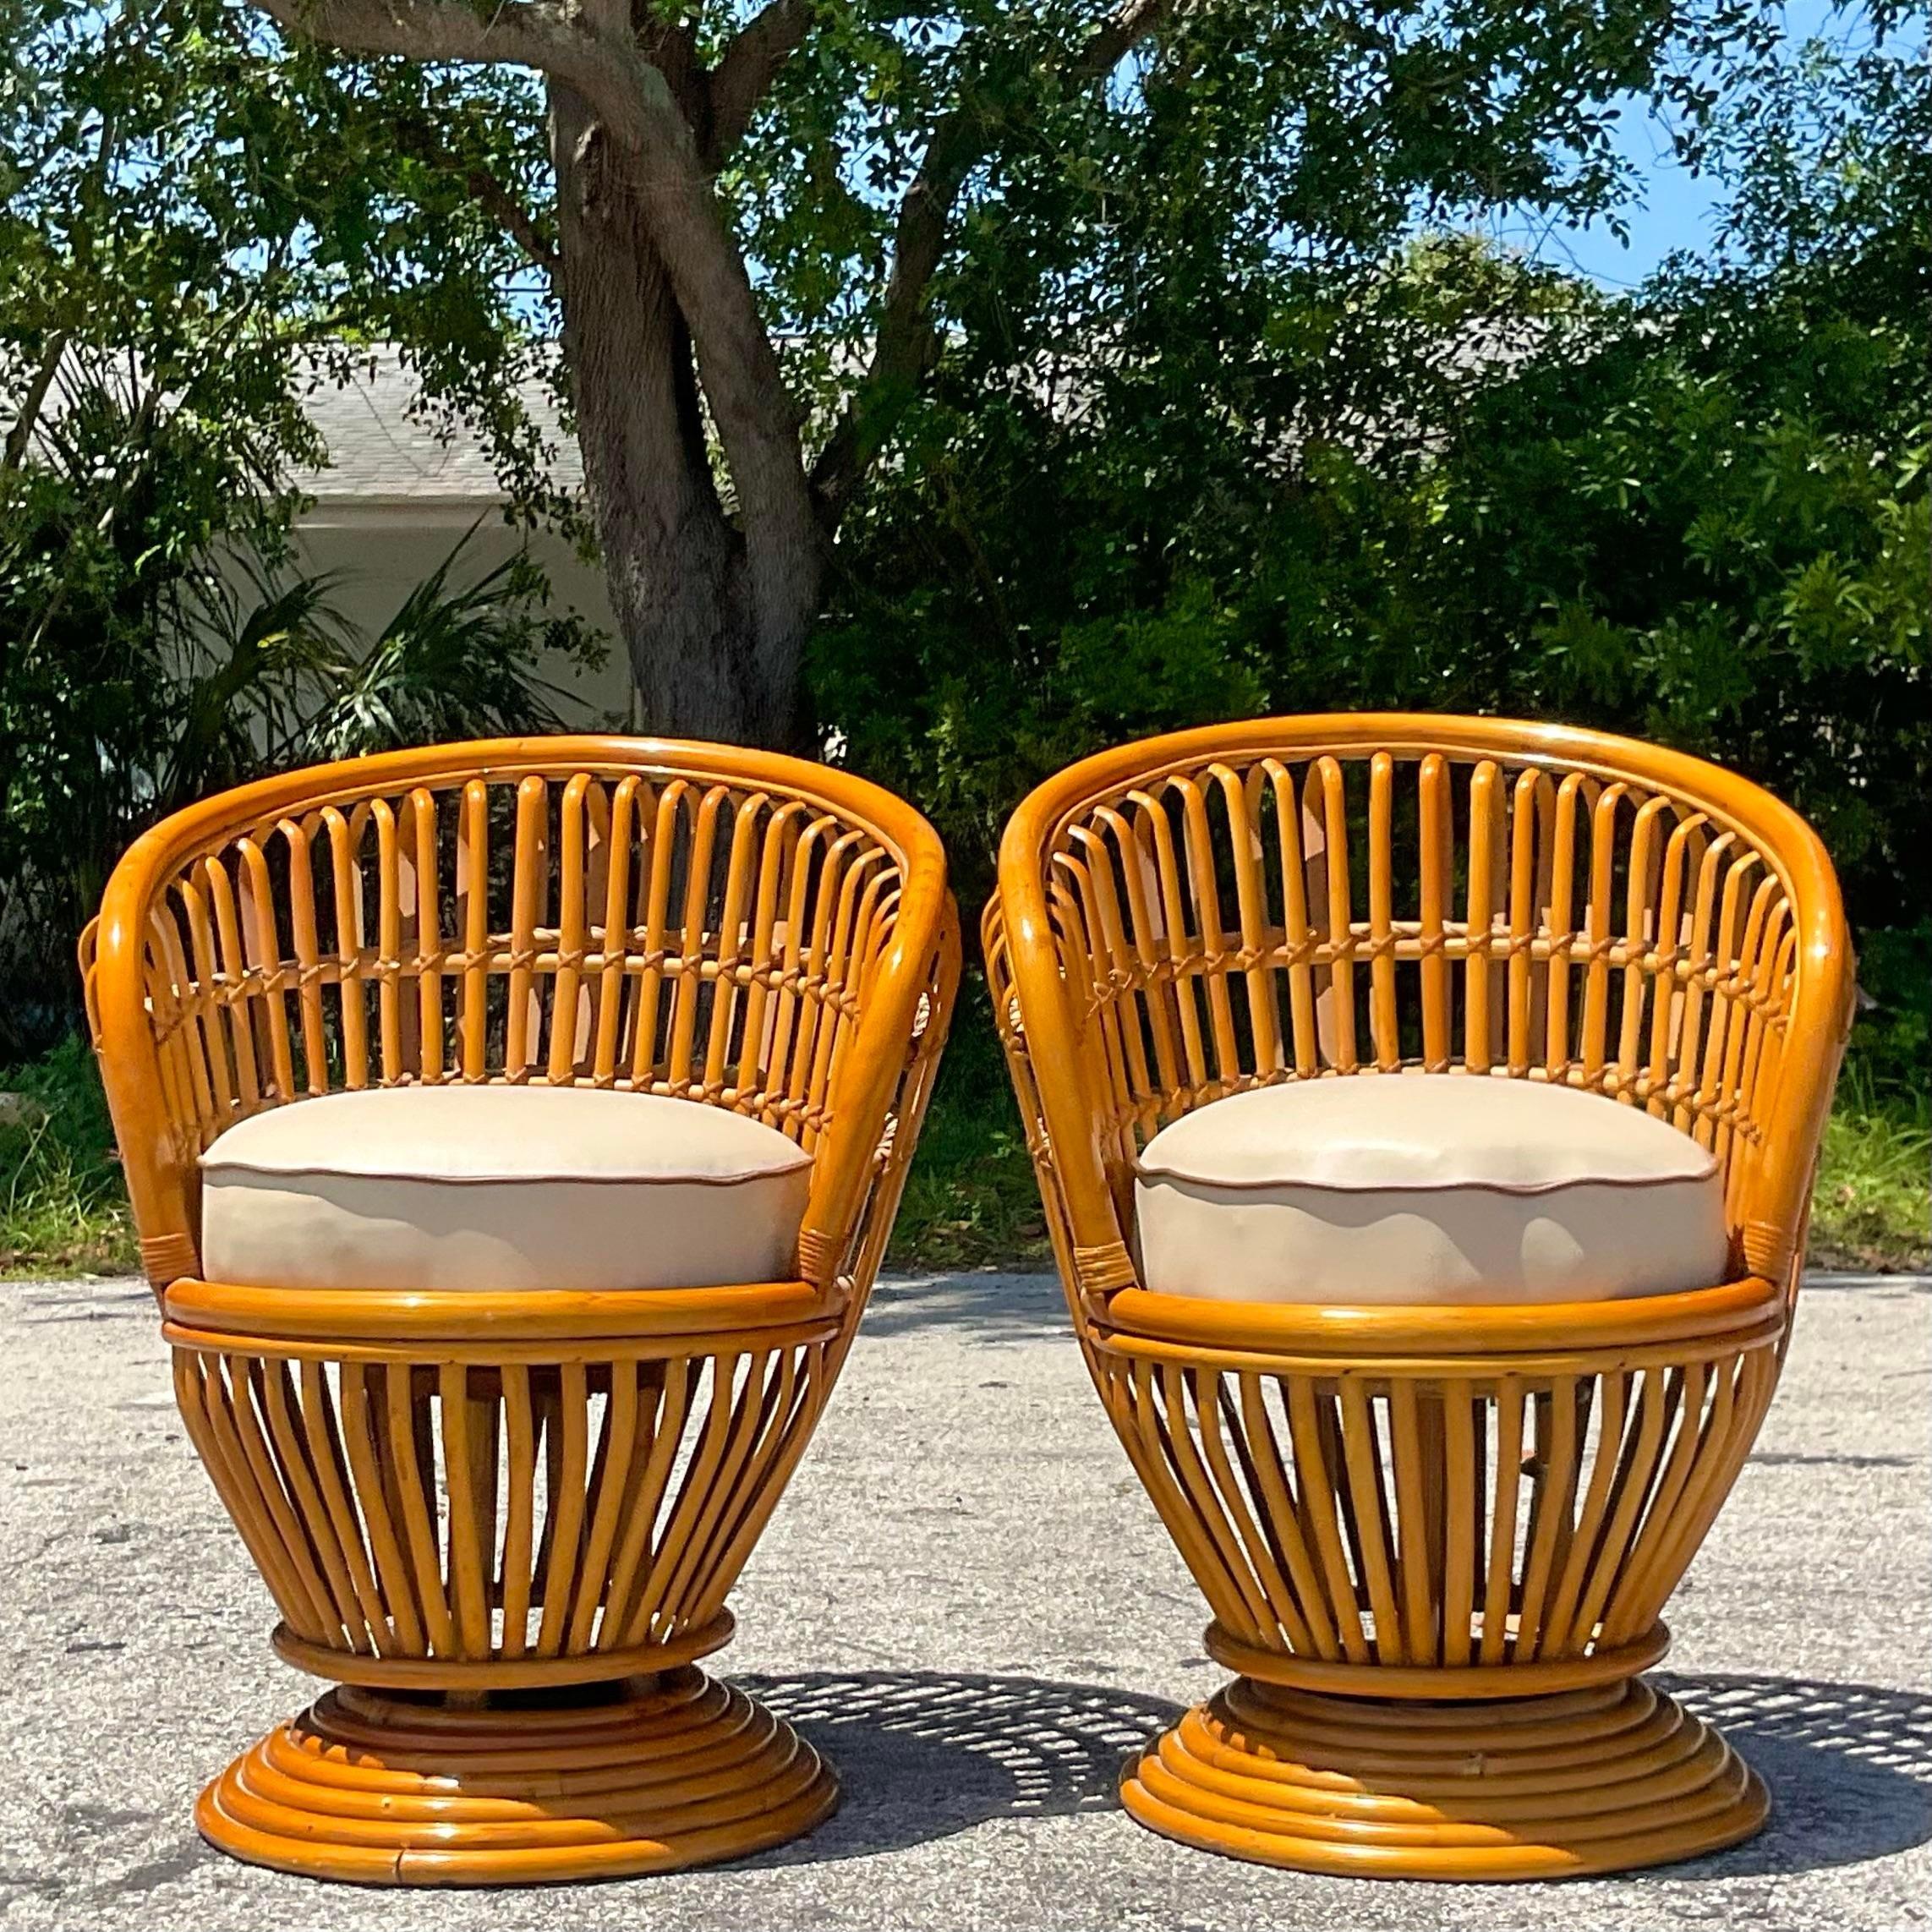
[1097,1276,1781,1360]
[163,1276,843,1346]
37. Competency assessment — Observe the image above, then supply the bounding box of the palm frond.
[303,517,589,759]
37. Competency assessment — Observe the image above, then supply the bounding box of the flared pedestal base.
[196,1667,836,1885]
[1119,1675,1767,1880]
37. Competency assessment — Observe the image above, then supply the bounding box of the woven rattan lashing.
[82,736,958,1884]
[988,714,1852,1880]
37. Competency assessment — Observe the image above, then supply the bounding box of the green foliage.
[301,532,599,760]
[2,0,594,1053]
[1809,1068,1930,1271]
[885,976,1052,1272]
[3,0,568,476]
[1844,922,1930,1103]
[0,388,600,1053]
[0,1035,133,1275]
[742,0,1693,447]
[813,12,1929,938]
[1370,283,1928,937]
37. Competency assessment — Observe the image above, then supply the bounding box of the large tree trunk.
[551,85,819,747]
[253,0,1172,749]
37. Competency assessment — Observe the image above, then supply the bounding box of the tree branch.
[259,0,823,677]
[388,117,561,279]
[256,0,817,554]
[258,0,572,68]
[466,165,564,279]
[249,0,681,153]
[1080,0,1172,79]
[3,331,69,474]
[810,0,1174,523]
[707,0,816,161]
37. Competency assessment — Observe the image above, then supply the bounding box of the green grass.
[3,1015,1924,1280]
[1807,1069,1930,1272]
[884,980,1054,1272]
[0,1035,136,1276]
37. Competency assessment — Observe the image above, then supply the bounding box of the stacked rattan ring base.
[1063,1278,1787,1881]
[161,1273,861,1885]
[1120,1673,1766,1880]
[198,1669,836,1885]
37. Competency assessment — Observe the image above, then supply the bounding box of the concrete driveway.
[2,1269,1927,1930]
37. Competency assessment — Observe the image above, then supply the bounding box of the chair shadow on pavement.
[733,1669,1932,1879]
[1649,1672,1932,1880]
[731,1671,1182,1864]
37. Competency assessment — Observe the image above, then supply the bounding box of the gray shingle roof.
[292,348,583,501]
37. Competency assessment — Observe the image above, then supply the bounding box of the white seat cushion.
[199,1086,813,1292]
[1134,1076,1728,1305]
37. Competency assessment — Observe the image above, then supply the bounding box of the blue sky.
[1492,0,1875,288]
[1493,100,1724,289]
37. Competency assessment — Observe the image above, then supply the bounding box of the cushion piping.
[1133,1162,1720,1197]
[200,1160,813,1186]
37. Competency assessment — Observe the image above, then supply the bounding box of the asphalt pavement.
[2,1268,1926,1931]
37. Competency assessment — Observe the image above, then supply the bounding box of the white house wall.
[290,497,636,727]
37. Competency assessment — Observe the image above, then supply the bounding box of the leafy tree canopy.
[0,0,587,1048]
[3,0,1924,1033]
[813,3,1929,939]
[15,0,1759,739]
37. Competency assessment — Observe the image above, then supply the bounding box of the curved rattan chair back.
[989,715,1853,1319]
[85,736,956,1295]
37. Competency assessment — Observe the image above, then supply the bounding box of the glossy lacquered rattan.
[988,714,1850,1880]
[85,736,958,1885]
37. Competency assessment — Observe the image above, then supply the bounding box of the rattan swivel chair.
[85,736,957,1884]
[988,714,1850,1880]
